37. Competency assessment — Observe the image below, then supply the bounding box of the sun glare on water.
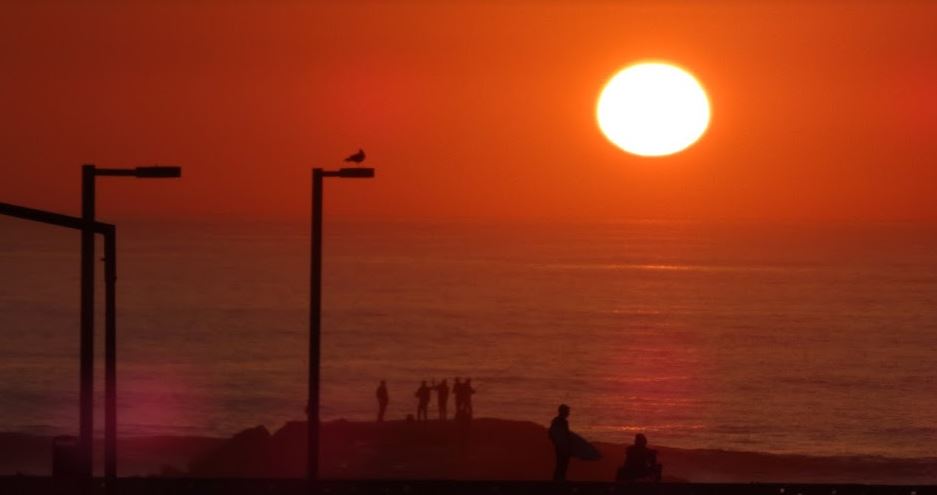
[596,62,711,157]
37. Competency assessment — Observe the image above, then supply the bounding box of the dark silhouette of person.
[453,377,464,416]
[376,380,389,422]
[463,378,476,419]
[435,379,450,420]
[548,404,571,481]
[617,433,663,482]
[414,381,432,421]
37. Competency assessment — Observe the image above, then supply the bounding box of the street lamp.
[79,164,182,482]
[308,167,375,483]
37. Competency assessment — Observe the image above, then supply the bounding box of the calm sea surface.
[1,219,936,458]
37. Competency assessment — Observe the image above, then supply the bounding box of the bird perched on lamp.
[344,149,366,165]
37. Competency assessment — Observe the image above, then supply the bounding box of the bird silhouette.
[344,148,366,165]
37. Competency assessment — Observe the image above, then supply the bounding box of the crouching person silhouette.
[616,433,663,482]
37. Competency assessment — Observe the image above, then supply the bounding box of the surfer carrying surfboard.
[548,404,572,481]
[548,404,602,481]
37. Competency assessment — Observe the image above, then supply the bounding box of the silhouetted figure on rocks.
[435,379,450,420]
[617,433,663,482]
[548,404,571,481]
[453,377,464,415]
[415,381,432,421]
[463,378,476,418]
[376,380,389,422]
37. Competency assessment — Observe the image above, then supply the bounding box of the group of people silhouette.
[549,404,663,483]
[375,378,477,423]
[375,386,662,482]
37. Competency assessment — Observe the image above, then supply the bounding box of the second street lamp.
[79,164,182,482]
[308,167,375,484]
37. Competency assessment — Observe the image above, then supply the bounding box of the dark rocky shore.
[3,418,936,484]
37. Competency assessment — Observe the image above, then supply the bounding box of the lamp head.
[337,167,375,178]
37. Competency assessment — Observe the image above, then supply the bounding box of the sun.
[596,62,711,157]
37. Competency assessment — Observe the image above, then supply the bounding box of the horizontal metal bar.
[0,202,113,233]
[95,166,182,178]
[93,169,137,177]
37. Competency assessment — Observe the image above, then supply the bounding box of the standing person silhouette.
[463,378,476,419]
[435,379,450,420]
[414,381,432,421]
[376,380,389,422]
[453,377,464,417]
[548,404,572,481]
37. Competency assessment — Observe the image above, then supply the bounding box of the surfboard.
[569,431,601,460]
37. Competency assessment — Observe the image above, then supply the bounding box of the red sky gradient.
[2,1,936,223]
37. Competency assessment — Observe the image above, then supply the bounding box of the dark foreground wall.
[0,478,933,495]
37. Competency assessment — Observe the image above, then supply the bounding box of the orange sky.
[1,1,936,223]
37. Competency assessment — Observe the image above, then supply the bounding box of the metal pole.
[80,164,95,478]
[104,226,117,484]
[308,169,324,483]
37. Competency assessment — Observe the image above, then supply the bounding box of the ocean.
[2,218,936,460]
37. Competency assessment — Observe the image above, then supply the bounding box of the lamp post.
[79,164,182,482]
[308,167,375,483]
